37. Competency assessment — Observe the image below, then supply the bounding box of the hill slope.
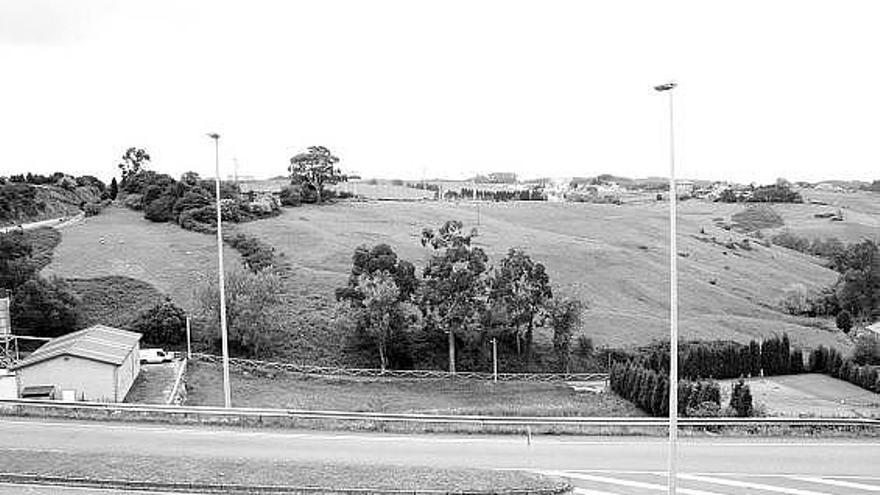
[42,199,859,364]
[234,200,849,350]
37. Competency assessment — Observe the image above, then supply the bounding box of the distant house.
[867,322,880,336]
[10,325,141,402]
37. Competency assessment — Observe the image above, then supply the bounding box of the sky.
[1,0,879,184]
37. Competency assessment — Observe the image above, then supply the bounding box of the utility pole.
[185,315,192,360]
[208,132,232,408]
[654,81,678,494]
[492,338,498,382]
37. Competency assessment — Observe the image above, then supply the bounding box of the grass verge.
[186,361,641,417]
[0,451,561,493]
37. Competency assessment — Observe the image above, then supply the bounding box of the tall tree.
[288,146,346,203]
[117,147,151,185]
[357,271,401,371]
[489,249,552,357]
[336,244,418,305]
[108,177,119,200]
[547,297,584,372]
[419,221,489,373]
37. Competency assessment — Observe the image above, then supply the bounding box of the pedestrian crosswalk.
[536,470,880,495]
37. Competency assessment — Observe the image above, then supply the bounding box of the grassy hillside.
[42,206,241,311]
[41,196,871,365]
[233,199,853,352]
[767,190,880,243]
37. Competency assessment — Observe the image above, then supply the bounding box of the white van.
[139,348,173,364]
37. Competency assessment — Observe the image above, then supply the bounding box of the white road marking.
[678,473,832,495]
[791,477,880,492]
[540,471,727,495]
[572,488,623,495]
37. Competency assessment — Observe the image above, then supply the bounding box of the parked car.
[139,348,173,364]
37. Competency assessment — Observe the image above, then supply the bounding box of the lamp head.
[207,133,220,140]
[654,82,677,92]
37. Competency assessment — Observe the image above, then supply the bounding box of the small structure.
[867,322,880,336]
[10,325,141,402]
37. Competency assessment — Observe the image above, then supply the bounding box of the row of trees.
[716,183,804,203]
[610,361,753,417]
[444,188,546,202]
[116,147,279,230]
[626,335,803,381]
[777,238,879,323]
[809,345,880,393]
[335,221,585,372]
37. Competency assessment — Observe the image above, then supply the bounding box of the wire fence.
[192,353,609,382]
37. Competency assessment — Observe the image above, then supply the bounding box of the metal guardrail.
[193,353,610,382]
[1,398,877,428]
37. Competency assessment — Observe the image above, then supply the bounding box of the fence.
[193,353,609,382]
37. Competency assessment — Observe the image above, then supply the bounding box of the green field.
[41,194,878,366]
[187,360,642,417]
[233,199,853,351]
[43,206,241,311]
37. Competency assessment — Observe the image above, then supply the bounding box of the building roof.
[11,325,141,370]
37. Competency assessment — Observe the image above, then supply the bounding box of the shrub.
[852,332,880,366]
[122,194,144,210]
[575,335,593,358]
[224,233,277,272]
[0,230,38,291]
[143,194,177,222]
[195,267,285,358]
[130,297,186,347]
[83,202,102,217]
[11,276,80,338]
[729,379,754,417]
[279,185,302,207]
[836,310,854,333]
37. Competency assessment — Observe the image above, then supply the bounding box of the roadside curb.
[0,473,572,495]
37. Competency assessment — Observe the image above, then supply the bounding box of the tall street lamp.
[654,81,678,494]
[208,132,232,408]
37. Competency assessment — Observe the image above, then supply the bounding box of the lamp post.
[654,81,678,494]
[208,132,232,408]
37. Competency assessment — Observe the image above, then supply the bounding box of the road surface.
[1,417,878,494]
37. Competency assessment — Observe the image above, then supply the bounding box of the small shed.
[11,325,141,402]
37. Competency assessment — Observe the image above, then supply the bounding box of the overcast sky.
[1,0,878,184]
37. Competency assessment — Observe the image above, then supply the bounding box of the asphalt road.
[1,417,878,494]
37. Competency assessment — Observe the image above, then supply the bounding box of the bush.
[83,202,102,217]
[0,230,38,291]
[575,335,593,358]
[729,379,754,417]
[143,194,177,222]
[852,332,880,366]
[0,183,42,223]
[130,297,186,347]
[11,276,81,338]
[122,194,144,210]
[195,267,285,358]
[279,186,302,207]
[836,310,854,333]
[224,233,277,272]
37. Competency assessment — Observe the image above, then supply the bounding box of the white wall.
[17,356,115,402]
[115,342,140,401]
[0,371,16,399]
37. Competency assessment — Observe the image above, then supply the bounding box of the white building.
[10,325,141,402]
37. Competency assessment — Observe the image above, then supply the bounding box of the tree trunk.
[378,341,387,372]
[315,184,322,204]
[448,329,456,374]
[525,321,534,360]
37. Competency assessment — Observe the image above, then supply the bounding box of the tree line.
[334,220,586,373]
[776,236,879,325]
